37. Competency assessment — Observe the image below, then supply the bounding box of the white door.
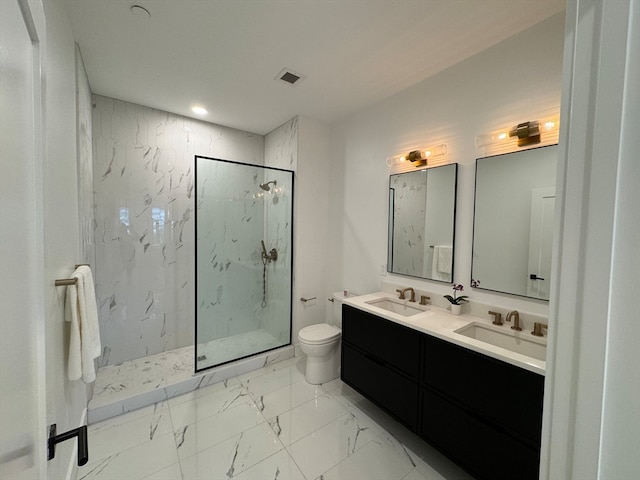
[0,0,47,478]
[527,187,555,299]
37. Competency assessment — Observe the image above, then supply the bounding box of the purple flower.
[444,283,469,305]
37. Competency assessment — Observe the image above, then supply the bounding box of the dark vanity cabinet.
[341,304,545,480]
[341,304,421,430]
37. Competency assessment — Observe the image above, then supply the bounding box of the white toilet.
[298,292,347,384]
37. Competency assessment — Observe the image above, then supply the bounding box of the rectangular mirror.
[472,144,557,299]
[387,163,458,282]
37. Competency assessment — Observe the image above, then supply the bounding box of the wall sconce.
[475,116,559,148]
[509,121,540,146]
[386,143,448,167]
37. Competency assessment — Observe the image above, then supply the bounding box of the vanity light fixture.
[386,143,448,167]
[475,116,559,148]
[509,121,540,147]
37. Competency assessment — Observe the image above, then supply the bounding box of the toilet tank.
[331,292,353,329]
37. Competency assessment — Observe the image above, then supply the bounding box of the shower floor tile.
[196,329,283,369]
[89,331,293,423]
[79,356,474,480]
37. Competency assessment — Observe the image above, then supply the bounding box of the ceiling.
[64,0,566,135]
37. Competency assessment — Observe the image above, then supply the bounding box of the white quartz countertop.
[343,292,546,376]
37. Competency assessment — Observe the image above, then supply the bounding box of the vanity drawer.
[421,388,540,480]
[342,304,420,379]
[421,334,544,446]
[342,344,419,431]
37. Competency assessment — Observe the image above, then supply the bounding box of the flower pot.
[450,304,462,315]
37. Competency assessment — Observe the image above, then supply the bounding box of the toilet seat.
[299,324,341,345]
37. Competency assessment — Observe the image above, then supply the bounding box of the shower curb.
[88,345,294,424]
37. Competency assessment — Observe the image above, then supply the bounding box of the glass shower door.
[195,156,293,372]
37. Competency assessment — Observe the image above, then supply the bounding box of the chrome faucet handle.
[420,295,430,306]
[506,310,522,331]
[532,322,548,337]
[488,310,503,326]
[396,289,406,300]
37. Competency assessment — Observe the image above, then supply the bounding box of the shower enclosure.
[195,156,293,372]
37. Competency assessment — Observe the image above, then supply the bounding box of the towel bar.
[55,264,90,286]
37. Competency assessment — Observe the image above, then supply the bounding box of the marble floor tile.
[141,462,183,480]
[318,439,415,480]
[239,360,305,397]
[286,410,382,480]
[77,432,179,480]
[179,423,283,480]
[230,449,306,480]
[87,405,173,462]
[167,376,241,408]
[168,382,250,427]
[267,391,350,446]
[174,399,265,460]
[256,379,326,419]
[83,358,472,480]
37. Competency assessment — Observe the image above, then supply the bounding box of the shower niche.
[195,156,294,372]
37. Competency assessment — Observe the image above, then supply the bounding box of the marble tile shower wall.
[196,160,264,344]
[390,172,427,275]
[92,95,264,366]
[263,118,297,341]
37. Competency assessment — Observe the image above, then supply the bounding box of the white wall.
[295,117,331,336]
[329,13,565,316]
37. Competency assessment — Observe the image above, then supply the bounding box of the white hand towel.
[437,246,453,275]
[65,277,82,381]
[65,266,101,383]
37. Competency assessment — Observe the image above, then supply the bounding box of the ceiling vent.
[276,68,304,86]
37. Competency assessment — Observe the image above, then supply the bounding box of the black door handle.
[48,424,88,466]
[529,274,545,281]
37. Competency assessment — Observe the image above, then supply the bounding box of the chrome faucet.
[506,310,522,331]
[396,287,416,302]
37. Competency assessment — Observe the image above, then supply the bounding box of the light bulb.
[191,106,208,116]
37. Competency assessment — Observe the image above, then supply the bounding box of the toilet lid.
[299,324,341,344]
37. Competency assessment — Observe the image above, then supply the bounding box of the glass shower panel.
[195,156,293,372]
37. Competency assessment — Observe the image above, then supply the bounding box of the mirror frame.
[471,144,558,300]
[387,163,458,282]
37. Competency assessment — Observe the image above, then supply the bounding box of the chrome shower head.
[259,180,277,191]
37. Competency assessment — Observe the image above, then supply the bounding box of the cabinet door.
[421,388,540,480]
[342,304,420,379]
[342,345,419,431]
[422,334,544,446]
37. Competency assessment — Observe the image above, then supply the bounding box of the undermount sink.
[454,323,547,361]
[365,297,427,317]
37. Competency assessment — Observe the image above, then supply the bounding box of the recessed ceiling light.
[130,5,151,19]
[191,106,208,116]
